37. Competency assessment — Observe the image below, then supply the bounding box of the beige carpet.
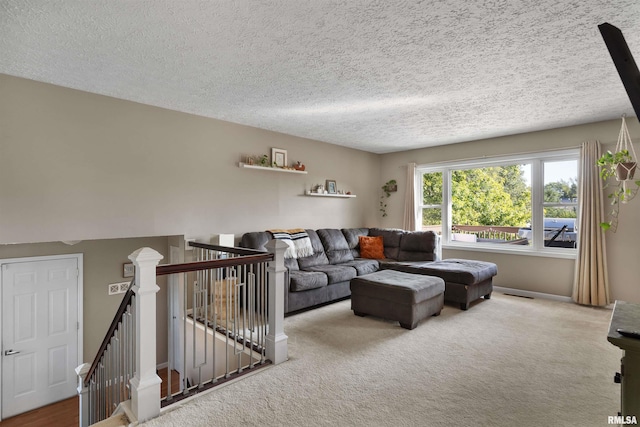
[142,293,621,427]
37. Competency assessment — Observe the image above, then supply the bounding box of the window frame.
[416,149,579,259]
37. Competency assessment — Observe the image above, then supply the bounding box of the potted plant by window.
[597,116,640,231]
[597,149,637,181]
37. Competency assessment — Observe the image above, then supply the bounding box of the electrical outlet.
[108,281,130,296]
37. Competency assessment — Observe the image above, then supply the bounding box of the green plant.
[258,154,269,166]
[596,149,634,180]
[596,150,640,231]
[379,179,397,217]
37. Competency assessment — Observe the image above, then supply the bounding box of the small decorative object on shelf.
[294,161,306,171]
[258,154,269,167]
[326,180,337,194]
[271,148,287,168]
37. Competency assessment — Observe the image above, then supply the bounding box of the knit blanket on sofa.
[268,228,314,259]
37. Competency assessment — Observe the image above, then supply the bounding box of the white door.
[1,256,80,419]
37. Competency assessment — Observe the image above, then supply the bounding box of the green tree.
[422,172,443,226]
[451,166,530,227]
[544,178,577,218]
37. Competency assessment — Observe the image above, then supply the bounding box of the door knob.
[4,349,20,356]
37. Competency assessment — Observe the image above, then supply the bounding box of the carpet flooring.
[142,293,621,427]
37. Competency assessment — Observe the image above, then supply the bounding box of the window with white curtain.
[417,149,579,255]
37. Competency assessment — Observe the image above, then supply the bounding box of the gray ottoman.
[385,259,497,310]
[350,270,445,330]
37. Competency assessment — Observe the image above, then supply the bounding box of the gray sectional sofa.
[240,228,496,314]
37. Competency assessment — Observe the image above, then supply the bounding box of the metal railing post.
[129,247,164,423]
[265,239,288,364]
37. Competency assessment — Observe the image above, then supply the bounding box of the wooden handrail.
[84,280,135,386]
[188,241,268,256]
[156,253,273,276]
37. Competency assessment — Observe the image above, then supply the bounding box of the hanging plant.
[597,115,640,231]
[379,179,397,217]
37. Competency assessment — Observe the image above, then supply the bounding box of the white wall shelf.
[304,191,356,198]
[239,162,308,174]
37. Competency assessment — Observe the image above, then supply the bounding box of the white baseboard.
[157,362,168,370]
[494,286,573,303]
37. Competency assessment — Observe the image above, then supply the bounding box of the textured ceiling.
[2,1,640,154]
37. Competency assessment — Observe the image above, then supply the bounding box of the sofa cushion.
[340,259,379,276]
[297,230,330,268]
[359,236,385,259]
[240,231,271,252]
[303,264,358,284]
[397,231,438,262]
[289,270,328,292]
[317,229,354,264]
[240,231,300,270]
[369,228,403,260]
[341,228,370,258]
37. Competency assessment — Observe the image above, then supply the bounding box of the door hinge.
[77,322,80,331]
[75,269,80,278]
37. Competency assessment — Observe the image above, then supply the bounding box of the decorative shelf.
[239,162,308,174]
[304,191,357,198]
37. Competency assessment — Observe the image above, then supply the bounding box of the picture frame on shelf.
[326,180,337,194]
[271,148,287,168]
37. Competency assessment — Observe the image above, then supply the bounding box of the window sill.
[442,242,578,259]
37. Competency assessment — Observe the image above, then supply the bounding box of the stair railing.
[76,239,289,426]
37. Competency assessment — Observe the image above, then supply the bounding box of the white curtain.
[572,140,610,306]
[403,162,417,231]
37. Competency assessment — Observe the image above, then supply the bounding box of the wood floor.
[0,369,179,427]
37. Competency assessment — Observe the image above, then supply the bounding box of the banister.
[84,280,135,387]
[156,253,273,276]
[188,241,268,256]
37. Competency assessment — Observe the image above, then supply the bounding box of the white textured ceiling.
[2,1,640,153]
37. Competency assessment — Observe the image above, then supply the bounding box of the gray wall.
[0,74,381,244]
[379,119,640,303]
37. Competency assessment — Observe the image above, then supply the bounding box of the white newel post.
[129,247,164,422]
[75,363,90,427]
[265,239,289,364]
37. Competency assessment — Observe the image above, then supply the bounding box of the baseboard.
[494,286,573,303]
[157,362,168,370]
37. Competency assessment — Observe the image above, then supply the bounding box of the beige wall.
[380,119,640,303]
[0,74,381,245]
[0,236,170,363]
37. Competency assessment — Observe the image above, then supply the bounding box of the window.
[418,149,579,254]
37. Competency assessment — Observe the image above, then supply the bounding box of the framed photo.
[271,148,287,168]
[123,263,135,278]
[326,180,337,194]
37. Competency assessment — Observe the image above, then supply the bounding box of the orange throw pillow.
[359,236,385,259]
